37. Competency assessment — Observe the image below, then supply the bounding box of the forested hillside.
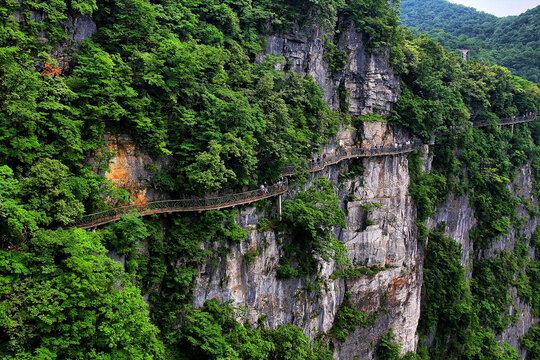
[400,0,540,83]
[0,0,540,359]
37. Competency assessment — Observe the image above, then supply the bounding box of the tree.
[0,228,164,359]
[0,166,38,236]
[280,178,348,275]
[184,140,236,193]
[21,158,85,226]
[376,329,401,360]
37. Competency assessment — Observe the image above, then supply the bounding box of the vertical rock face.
[193,124,421,359]
[63,14,97,44]
[427,162,538,357]
[490,164,538,357]
[101,134,173,205]
[334,147,421,357]
[427,194,476,279]
[259,22,400,116]
[191,22,419,359]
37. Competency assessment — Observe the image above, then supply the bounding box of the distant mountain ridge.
[400,0,540,82]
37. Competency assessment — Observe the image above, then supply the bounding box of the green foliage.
[520,324,540,360]
[21,158,85,226]
[276,264,301,279]
[341,0,401,50]
[328,292,382,342]
[279,178,348,276]
[0,228,164,359]
[102,213,148,254]
[376,328,401,360]
[0,166,39,236]
[184,140,237,193]
[170,299,332,360]
[400,0,540,83]
[244,247,262,265]
[471,243,531,332]
[419,229,473,355]
[175,299,274,360]
[335,263,390,278]
[408,151,448,223]
[323,36,348,74]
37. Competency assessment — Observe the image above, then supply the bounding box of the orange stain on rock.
[105,137,148,206]
[387,275,412,299]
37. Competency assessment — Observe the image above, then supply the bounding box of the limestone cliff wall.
[192,129,421,358]
[258,21,400,116]
[96,16,536,360]
[101,134,173,205]
[427,162,538,358]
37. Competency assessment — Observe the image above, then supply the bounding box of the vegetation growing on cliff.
[1,0,540,358]
[399,27,539,359]
[0,229,165,359]
[277,178,347,278]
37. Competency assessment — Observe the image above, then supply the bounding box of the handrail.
[475,114,536,128]
[71,113,537,229]
[73,144,421,229]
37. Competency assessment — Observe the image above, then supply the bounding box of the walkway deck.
[73,114,537,229]
[75,144,420,229]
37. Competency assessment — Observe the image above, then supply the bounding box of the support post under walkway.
[278,194,282,221]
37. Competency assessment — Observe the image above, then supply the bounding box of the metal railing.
[71,114,537,229]
[74,183,288,229]
[475,114,536,128]
[73,144,421,228]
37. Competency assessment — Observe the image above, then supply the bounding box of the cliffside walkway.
[73,114,537,229]
[475,114,536,128]
[74,144,420,229]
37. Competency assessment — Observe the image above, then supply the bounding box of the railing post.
[278,194,282,221]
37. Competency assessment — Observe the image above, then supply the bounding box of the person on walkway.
[317,155,321,164]
[260,184,265,195]
[323,153,326,161]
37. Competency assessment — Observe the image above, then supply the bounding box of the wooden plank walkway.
[72,114,537,229]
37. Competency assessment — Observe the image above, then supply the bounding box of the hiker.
[323,153,326,161]
[260,184,265,195]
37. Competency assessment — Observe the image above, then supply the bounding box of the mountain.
[1,0,539,359]
[400,0,540,82]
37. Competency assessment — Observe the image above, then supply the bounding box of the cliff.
[3,1,538,359]
[97,18,538,359]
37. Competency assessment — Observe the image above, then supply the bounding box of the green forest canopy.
[400,0,540,83]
